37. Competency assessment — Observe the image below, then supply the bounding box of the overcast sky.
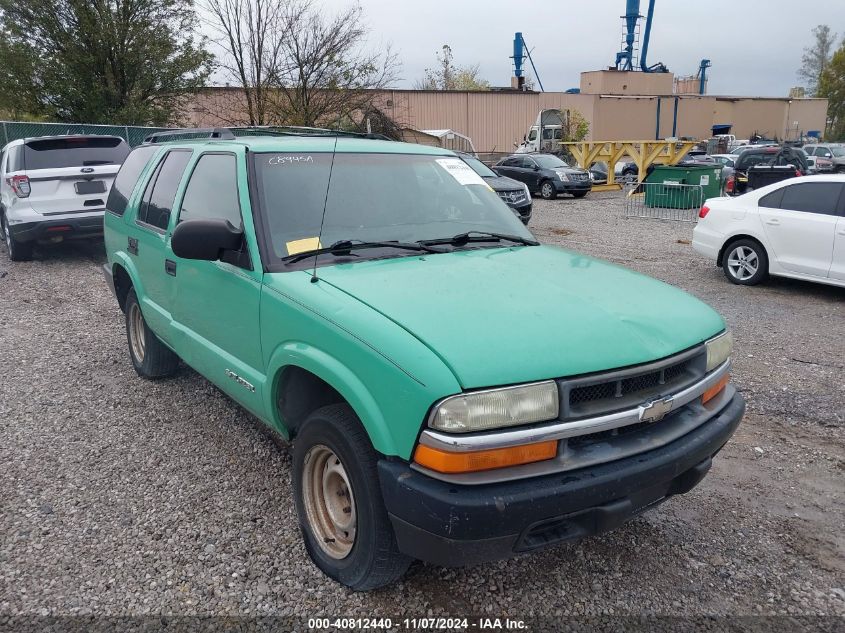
[311,0,845,96]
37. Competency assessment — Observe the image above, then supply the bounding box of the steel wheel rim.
[302,444,356,559]
[727,245,758,281]
[128,303,146,362]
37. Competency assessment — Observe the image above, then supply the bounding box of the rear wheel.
[293,404,411,590]
[539,180,557,200]
[125,288,180,378]
[1,212,33,262]
[722,239,768,286]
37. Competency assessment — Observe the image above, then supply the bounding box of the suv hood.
[483,174,526,191]
[317,245,725,389]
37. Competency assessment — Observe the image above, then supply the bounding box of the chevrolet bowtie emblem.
[638,395,673,423]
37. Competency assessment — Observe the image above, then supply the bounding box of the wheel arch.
[109,252,145,313]
[717,233,768,268]
[265,343,400,456]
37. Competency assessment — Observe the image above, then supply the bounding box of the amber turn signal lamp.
[414,440,558,474]
[702,374,730,405]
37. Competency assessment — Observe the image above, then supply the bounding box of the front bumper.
[378,392,744,567]
[8,215,104,242]
[553,180,591,194]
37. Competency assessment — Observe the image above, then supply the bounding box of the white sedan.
[692,175,845,288]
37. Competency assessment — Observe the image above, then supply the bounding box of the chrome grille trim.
[418,358,730,454]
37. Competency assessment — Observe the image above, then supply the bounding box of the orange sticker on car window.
[286,236,322,255]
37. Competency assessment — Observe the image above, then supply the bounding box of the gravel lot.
[1,194,843,622]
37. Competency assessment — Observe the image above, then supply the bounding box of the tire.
[539,180,557,200]
[572,191,589,198]
[1,211,34,262]
[293,404,411,591]
[124,288,180,378]
[722,239,768,286]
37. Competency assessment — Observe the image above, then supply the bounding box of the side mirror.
[533,164,539,171]
[171,218,243,261]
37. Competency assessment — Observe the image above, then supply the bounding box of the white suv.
[0,135,130,261]
[692,175,845,288]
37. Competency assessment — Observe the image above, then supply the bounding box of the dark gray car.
[457,153,532,224]
[494,153,591,200]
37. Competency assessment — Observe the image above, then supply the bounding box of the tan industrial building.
[187,70,828,153]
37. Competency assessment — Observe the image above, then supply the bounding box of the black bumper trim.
[9,216,104,242]
[378,392,744,567]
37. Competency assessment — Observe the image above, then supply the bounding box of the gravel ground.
[1,194,843,622]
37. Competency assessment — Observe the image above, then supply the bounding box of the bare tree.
[415,45,489,91]
[268,1,399,127]
[201,0,293,125]
[799,24,838,96]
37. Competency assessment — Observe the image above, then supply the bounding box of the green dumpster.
[644,164,723,209]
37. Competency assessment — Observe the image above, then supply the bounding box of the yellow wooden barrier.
[561,140,698,191]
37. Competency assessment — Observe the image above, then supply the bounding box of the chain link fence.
[624,182,704,222]
[0,121,170,148]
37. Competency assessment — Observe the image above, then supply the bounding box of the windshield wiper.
[419,231,539,247]
[283,239,444,264]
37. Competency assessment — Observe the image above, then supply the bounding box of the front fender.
[264,342,404,457]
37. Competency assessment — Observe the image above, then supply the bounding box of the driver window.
[179,153,242,228]
[527,129,538,141]
[520,157,535,169]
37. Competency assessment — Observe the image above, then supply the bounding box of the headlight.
[556,170,569,181]
[429,381,559,433]
[522,182,530,197]
[705,331,733,372]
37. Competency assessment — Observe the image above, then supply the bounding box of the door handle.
[765,219,780,226]
[165,259,177,276]
[128,237,138,255]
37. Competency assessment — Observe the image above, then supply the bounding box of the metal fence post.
[2,121,7,146]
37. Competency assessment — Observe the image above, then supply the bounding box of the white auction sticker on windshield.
[435,158,487,186]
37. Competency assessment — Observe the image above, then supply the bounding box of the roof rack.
[143,126,393,144]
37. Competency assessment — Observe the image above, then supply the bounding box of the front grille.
[497,189,527,205]
[560,349,706,420]
[570,172,590,182]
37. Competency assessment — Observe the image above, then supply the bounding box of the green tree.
[798,24,838,96]
[415,45,489,91]
[0,0,213,125]
[818,42,845,141]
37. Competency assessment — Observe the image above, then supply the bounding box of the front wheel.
[540,180,557,200]
[293,404,411,590]
[723,239,768,286]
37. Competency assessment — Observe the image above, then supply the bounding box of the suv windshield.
[254,152,533,261]
[532,155,568,169]
[461,156,497,179]
[23,137,129,170]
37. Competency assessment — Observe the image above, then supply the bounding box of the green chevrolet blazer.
[103,128,743,590]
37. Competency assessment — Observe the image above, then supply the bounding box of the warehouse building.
[188,70,828,154]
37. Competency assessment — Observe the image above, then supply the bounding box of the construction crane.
[697,59,712,95]
[614,0,668,73]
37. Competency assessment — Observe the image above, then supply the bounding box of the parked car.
[493,153,591,199]
[457,152,531,224]
[589,160,638,185]
[802,143,845,172]
[103,128,743,590]
[0,135,130,261]
[730,145,808,195]
[805,154,835,174]
[693,175,845,288]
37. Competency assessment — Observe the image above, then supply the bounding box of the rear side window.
[758,188,784,208]
[777,182,843,216]
[178,153,242,227]
[7,145,23,172]
[23,137,130,170]
[106,145,159,217]
[137,150,192,231]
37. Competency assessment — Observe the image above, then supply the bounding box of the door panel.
[757,182,841,277]
[169,151,265,414]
